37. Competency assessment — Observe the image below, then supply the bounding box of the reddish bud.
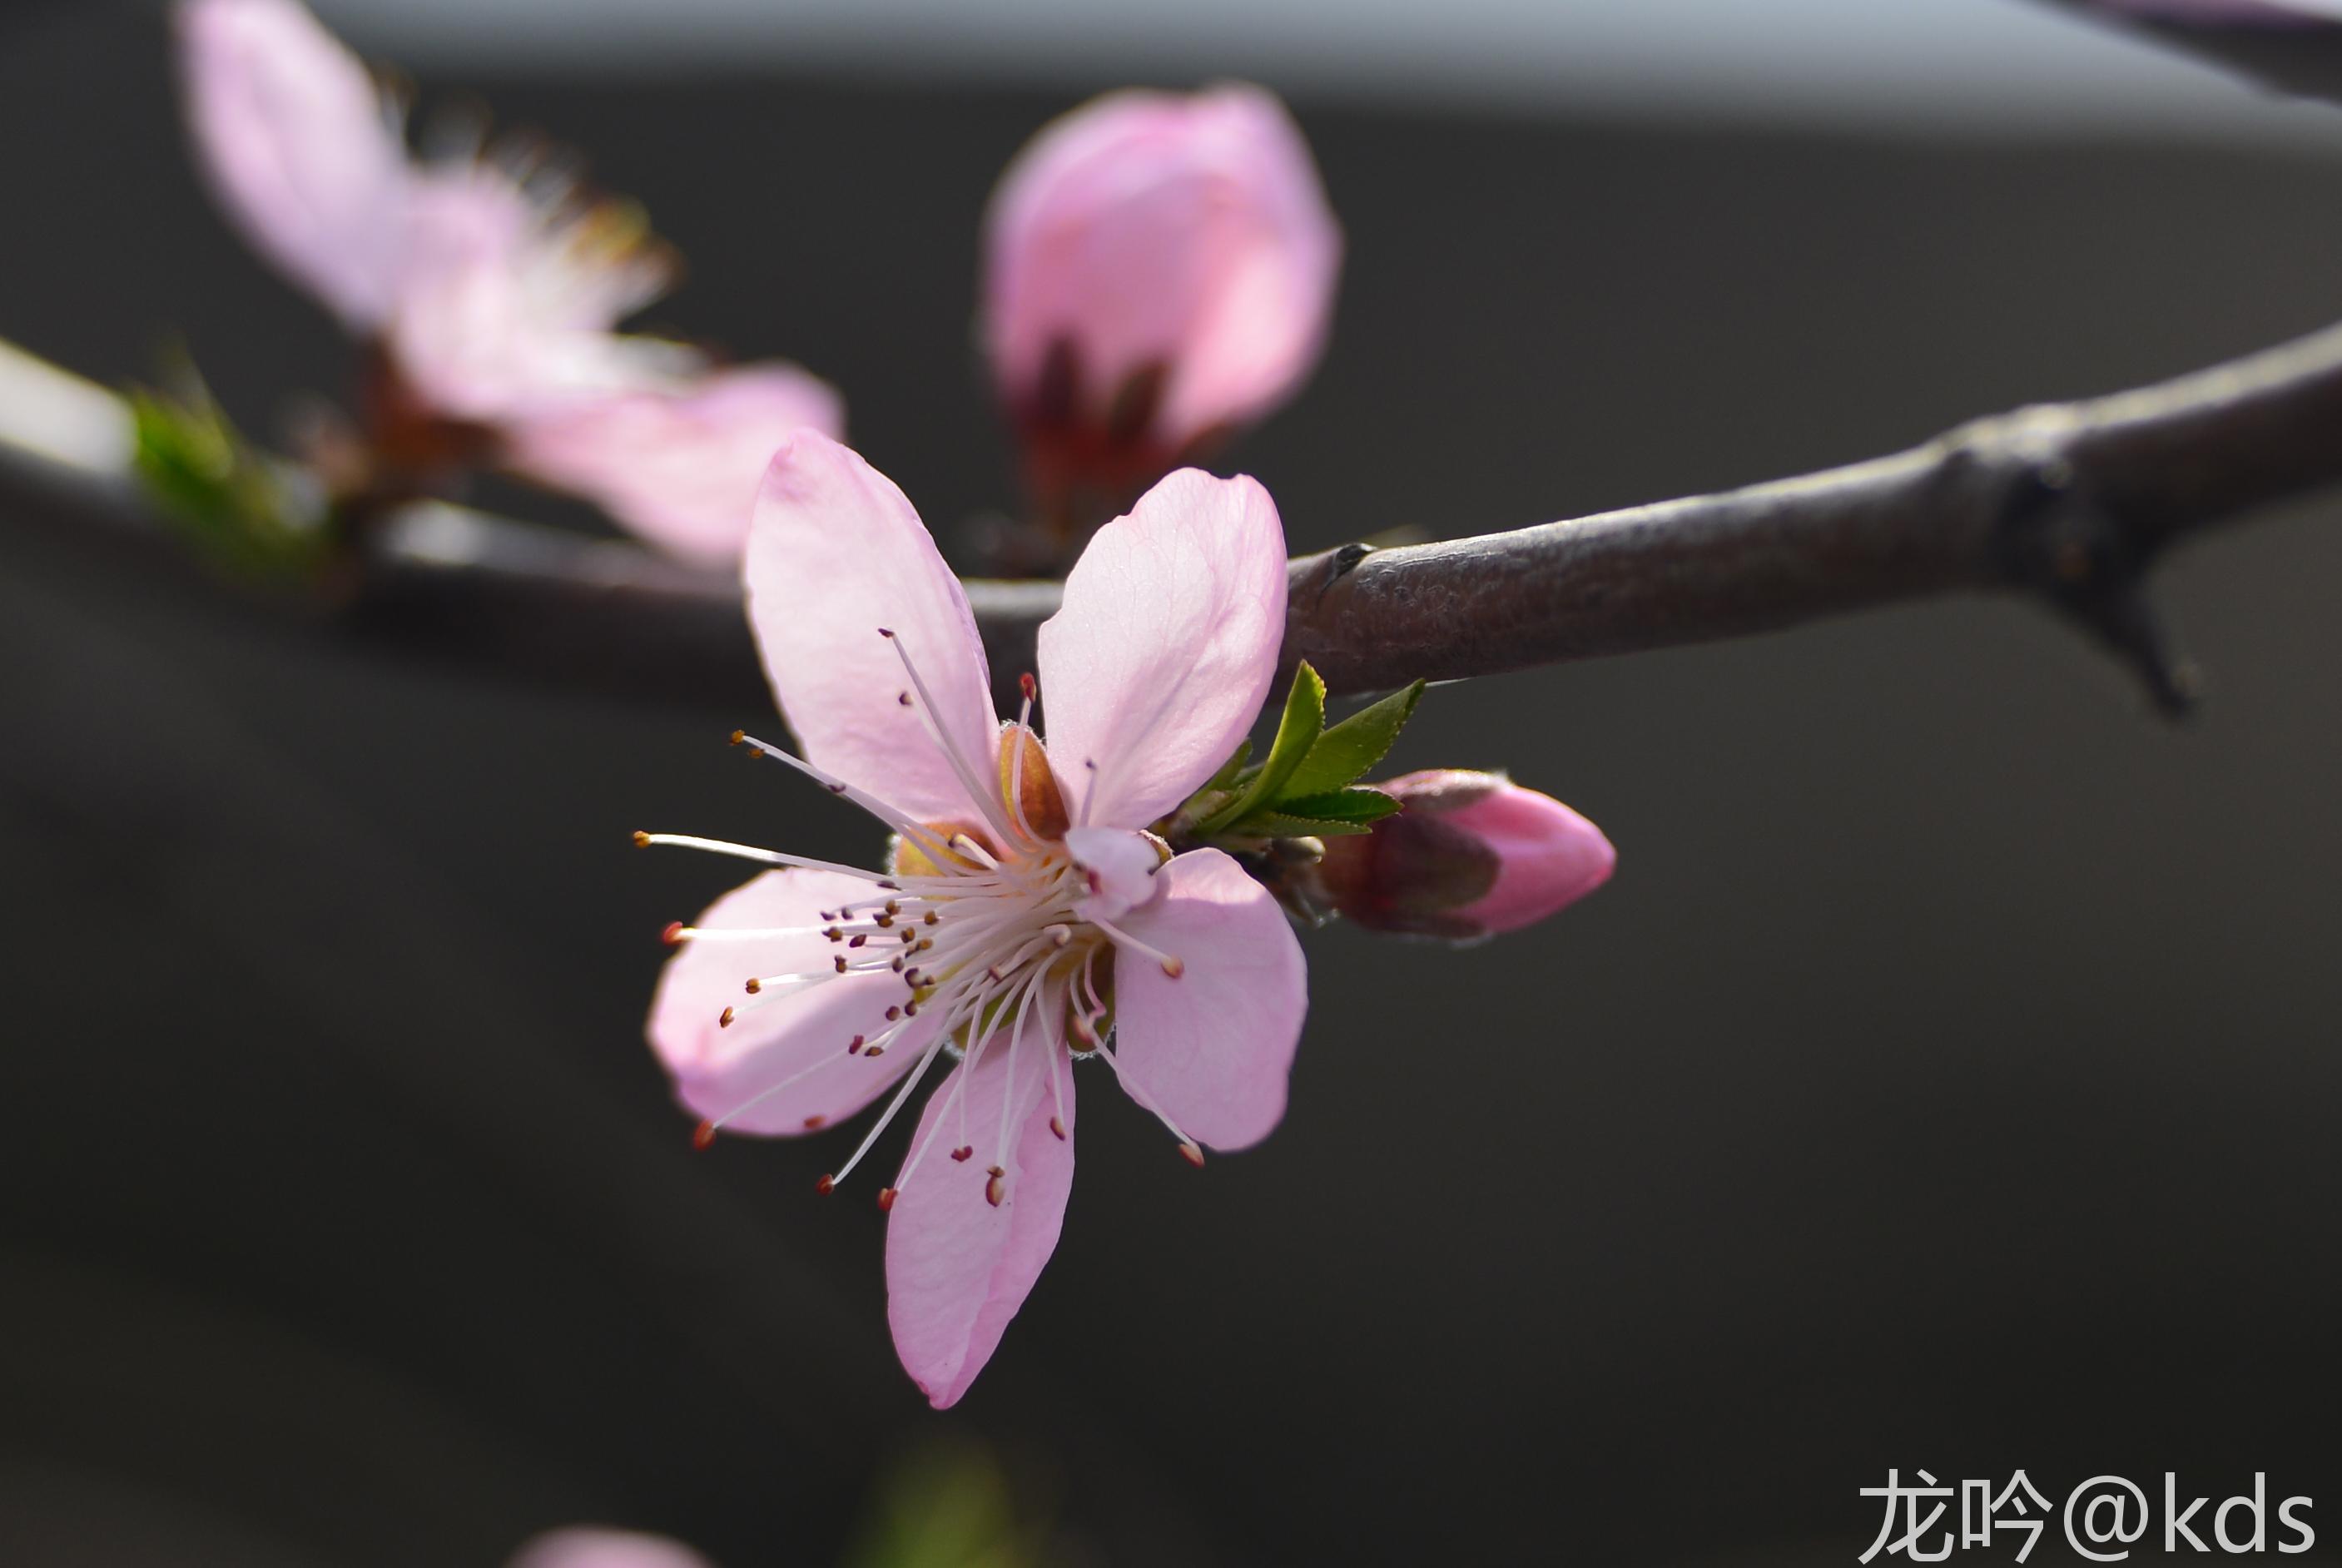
[1315,770,1614,942]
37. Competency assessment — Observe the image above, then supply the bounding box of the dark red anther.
[985,1171,1006,1208]
[877,627,895,638]
[885,1006,901,1021]
[743,978,762,995]
[832,955,848,975]
[718,1005,737,1029]
[951,1145,973,1163]
[803,1114,826,1130]
[1178,1142,1206,1169]
[814,1174,836,1196]
[847,1035,865,1054]
[897,692,914,707]
[691,1119,717,1150]
[661,920,686,946]
[1049,1115,1067,1141]
[1020,672,1037,703]
[876,1187,898,1212]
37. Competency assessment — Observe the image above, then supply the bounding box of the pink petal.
[389,165,685,423]
[508,1528,712,1568]
[176,0,409,328]
[1109,848,1306,1152]
[1435,775,1616,935]
[1064,825,1164,923]
[746,436,999,826]
[506,365,846,564]
[885,1039,1075,1409]
[645,870,935,1138]
[983,84,1341,449]
[1037,469,1286,831]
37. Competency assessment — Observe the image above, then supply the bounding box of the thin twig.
[7,323,2342,715]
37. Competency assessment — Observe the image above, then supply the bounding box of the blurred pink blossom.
[507,1527,714,1568]
[643,433,1305,1407]
[175,0,841,562]
[1316,770,1614,941]
[983,83,1340,471]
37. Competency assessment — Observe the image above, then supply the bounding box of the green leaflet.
[129,376,323,580]
[1279,680,1425,798]
[1187,666,1425,843]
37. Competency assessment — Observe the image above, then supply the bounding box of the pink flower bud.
[1316,771,1614,941]
[982,83,1341,464]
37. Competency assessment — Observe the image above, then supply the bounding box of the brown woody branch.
[7,320,2342,716]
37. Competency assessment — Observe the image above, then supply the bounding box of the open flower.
[176,0,841,562]
[642,434,1305,1407]
[983,84,1340,523]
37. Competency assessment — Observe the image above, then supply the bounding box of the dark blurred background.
[6,1,2342,1563]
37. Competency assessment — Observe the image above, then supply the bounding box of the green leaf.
[1280,680,1426,798]
[129,373,324,580]
[1223,786,1402,842]
[1195,662,1324,836]
[1271,787,1404,826]
[1198,739,1252,796]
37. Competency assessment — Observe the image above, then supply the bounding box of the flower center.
[637,634,1194,1207]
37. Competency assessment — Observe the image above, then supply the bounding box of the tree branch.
[2032,0,2342,110]
[7,321,2342,716]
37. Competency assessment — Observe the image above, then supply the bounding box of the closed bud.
[983,83,1341,525]
[1316,771,1614,941]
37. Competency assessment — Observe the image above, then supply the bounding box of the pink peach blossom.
[507,1527,713,1568]
[174,0,841,562]
[1316,770,1614,941]
[642,434,1305,1408]
[983,84,1341,457]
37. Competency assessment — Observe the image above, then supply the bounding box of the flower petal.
[176,0,409,328]
[507,365,845,564]
[1064,825,1164,923]
[747,435,998,826]
[645,869,935,1137]
[1109,848,1306,1152]
[389,165,686,422]
[982,84,1341,450]
[885,1035,1074,1409]
[1037,469,1286,830]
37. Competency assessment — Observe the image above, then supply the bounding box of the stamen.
[731,730,959,865]
[1088,914,1184,977]
[634,832,899,884]
[1093,1039,1203,1164]
[881,629,1020,845]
